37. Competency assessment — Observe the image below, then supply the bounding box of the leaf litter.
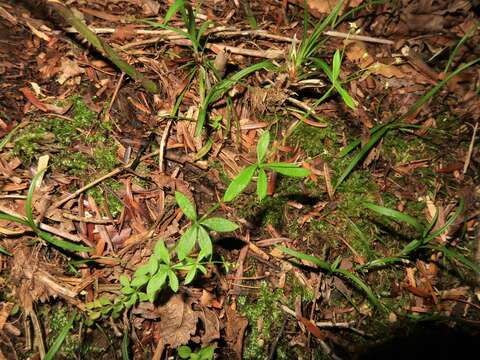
[0,0,479,359]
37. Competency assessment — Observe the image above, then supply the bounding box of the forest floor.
[0,0,479,359]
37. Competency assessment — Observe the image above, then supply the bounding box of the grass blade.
[364,203,425,233]
[426,244,480,274]
[45,314,75,360]
[277,245,331,272]
[335,124,391,189]
[334,268,386,312]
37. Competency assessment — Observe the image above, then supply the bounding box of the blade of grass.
[334,268,386,312]
[426,244,480,274]
[196,61,277,135]
[44,314,75,360]
[364,203,425,233]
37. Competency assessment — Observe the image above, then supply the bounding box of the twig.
[324,30,394,45]
[159,119,173,173]
[463,122,478,174]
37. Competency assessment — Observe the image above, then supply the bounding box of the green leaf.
[332,49,341,81]
[44,314,75,360]
[264,162,310,177]
[334,268,386,313]
[175,191,197,221]
[147,256,158,275]
[119,275,130,288]
[424,198,464,242]
[153,239,170,264]
[335,83,356,110]
[197,226,212,259]
[0,212,29,226]
[177,225,198,260]
[335,124,392,189]
[364,203,425,233]
[131,275,149,288]
[178,345,192,359]
[256,131,270,163]
[146,270,167,302]
[121,286,135,295]
[168,270,179,292]
[427,244,480,274]
[163,0,184,25]
[223,165,257,202]
[277,246,331,272]
[184,265,197,285]
[257,168,268,200]
[122,328,130,360]
[37,230,93,253]
[0,247,12,256]
[200,217,238,232]
[134,264,150,277]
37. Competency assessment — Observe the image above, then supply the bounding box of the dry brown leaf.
[156,294,198,348]
[199,308,220,345]
[57,58,84,85]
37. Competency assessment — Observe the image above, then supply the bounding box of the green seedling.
[144,0,210,58]
[288,0,343,79]
[277,245,386,313]
[312,49,357,109]
[0,169,92,253]
[178,345,215,360]
[362,198,479,273]
[223,131,310,202]
[175,191,238,261]
[196,61,278,135]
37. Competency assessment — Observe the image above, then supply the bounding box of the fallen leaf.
[57,58,84,85]
[156,294,198,348]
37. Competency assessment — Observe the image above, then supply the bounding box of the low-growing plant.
[312,49,357,109]
[178,344,215,360]
[361,199,479,273]
[0,169,92,253]
[277,245,386,312]
[175,191,239,261]
[223,130,310,202]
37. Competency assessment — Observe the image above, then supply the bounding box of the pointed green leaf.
[197,226,212,259]
[257,168,268,200]
[119,275,130,288]
[175,191,197,221]
[147,256,158,275]
[131,275,149,288]
[223,165,257,202]
[177,225,198,260]
[364,203,424,233]
[154,239,170,264]
[335,83,356,110]
[264,162,310,177]
[184,265,197,285]
[146,270,167,302]
[256,131,270,163]
[332,49,341,81]
[134,264,150,277]
[168,270,179,292]
[200,217,238,232]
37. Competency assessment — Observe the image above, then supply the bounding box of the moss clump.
[288,121,337,158]
[86,179,123,217]
[13,95,119,176]
[238,282,285,360]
